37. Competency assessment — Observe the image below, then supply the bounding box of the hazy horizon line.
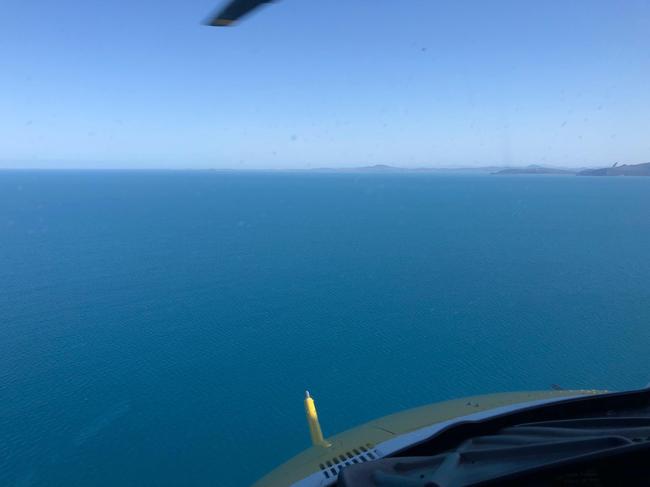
[1,161,643,172]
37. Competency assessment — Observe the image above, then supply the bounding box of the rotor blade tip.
[205,17,235,27]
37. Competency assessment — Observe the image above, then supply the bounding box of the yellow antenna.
[304,391,331,448]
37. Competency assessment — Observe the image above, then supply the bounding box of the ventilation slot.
[319,444,381,480]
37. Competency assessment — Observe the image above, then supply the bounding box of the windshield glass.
[2,1,650,486]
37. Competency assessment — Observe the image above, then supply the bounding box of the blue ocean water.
[2,171,650,486]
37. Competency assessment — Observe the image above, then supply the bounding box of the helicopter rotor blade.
[205,0,276,26]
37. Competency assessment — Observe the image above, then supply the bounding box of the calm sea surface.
[2,171,650,486]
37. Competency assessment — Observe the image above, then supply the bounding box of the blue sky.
[1,0,649,169]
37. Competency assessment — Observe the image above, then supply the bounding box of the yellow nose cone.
[304,391,331,448]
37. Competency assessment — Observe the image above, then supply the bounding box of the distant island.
[577,162,650,177]
[307,162,650,177]
[310,164,518,174]
[493,165,576,175]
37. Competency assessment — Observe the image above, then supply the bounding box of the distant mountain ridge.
[310,164,531,174]
[308,162,650,177]
[578,162,650,177]
[493,165,576,175]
